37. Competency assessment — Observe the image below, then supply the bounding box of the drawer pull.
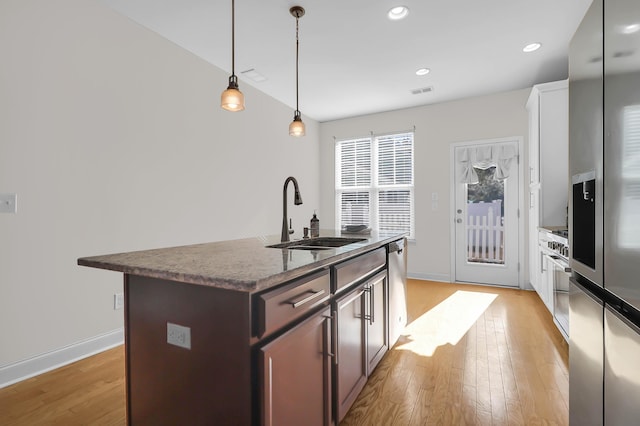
[287,289,326,308]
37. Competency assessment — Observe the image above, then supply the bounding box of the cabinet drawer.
[334,248,386,294]
[255,269,330,338]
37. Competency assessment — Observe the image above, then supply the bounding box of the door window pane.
[466,167,505,264]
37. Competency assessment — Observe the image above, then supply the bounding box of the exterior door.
[453,139,521,287]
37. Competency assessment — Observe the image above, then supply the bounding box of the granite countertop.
[78,230,406,293]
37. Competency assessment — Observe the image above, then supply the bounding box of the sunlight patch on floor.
[395,290,498,357]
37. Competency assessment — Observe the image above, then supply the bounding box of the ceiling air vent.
[241,68,267,82]
[411,86,434,95]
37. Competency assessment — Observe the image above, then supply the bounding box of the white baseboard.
[408,272,450,283]
[0,328,124,389]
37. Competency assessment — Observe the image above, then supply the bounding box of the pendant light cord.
[232,0,236,77]
[295,13,300,113]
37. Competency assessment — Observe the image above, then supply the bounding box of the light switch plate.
[0,193,17,213]
[114,293,124,310]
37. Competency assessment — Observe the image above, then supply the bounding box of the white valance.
[457,143,518,184]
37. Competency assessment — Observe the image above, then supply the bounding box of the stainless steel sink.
[267,237,366,250]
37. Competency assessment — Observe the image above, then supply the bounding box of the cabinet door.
[539,252,551,309]
[260,306,333,426]
[539,86,569,226]
[366,271,388,375]
[529,188,540,291]
[335,285,367,422]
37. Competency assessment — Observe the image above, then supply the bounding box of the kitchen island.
[78,230,407,425]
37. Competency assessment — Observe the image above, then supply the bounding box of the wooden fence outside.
[467,205,504,264]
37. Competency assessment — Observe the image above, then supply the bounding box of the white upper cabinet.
[527,80,569,227]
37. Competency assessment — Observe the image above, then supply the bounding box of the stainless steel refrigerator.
[569,0,640,424]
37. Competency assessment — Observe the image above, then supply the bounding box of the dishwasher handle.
[388,239,405,254]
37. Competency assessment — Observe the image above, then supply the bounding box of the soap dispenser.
[310,211,319,238]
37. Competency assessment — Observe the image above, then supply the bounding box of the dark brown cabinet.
[335,270,388,421]
[105,242,404,425]
[366,271,388,374]
[259,306,334,426]
[335,284,368,420]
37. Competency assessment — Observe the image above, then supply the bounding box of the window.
[336,132,415,239]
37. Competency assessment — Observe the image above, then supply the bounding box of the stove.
[546,229,569,260]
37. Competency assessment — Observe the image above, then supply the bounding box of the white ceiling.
[99,0,593,122]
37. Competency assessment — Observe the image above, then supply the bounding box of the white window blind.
[336,132,414,239]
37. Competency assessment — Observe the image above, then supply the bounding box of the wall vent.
[411,86,434,95]
[241,68,267,82]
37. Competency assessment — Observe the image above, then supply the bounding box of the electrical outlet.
[114,293,124,310]
[167,322,191,350]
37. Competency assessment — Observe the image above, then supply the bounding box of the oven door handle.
[544,254,571,273]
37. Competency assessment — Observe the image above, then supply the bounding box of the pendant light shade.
[221,0,244,112]
[289,6,305,137]
[221,75,244,112]
[289,110,305,137]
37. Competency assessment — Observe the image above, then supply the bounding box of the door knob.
[456,218,462,223]
[457,209,462,214]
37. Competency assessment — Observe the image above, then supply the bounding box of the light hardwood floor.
[0,279,568,425]
[342,280,569,425]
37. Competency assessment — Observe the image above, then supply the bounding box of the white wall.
[0,0,319,370]
[319,89,530,282]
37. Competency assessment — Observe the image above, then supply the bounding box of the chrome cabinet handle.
[363,287,372,323]
[323,314,335,359]
[332,310,338,365]
[287,289,326,308]
[370,283,375,325]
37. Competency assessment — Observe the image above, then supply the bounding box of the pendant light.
[289,6,305,137]
[221,0,245,111]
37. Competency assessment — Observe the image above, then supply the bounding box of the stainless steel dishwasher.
[387,238,407,346]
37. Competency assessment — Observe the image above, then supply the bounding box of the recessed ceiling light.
[523,42,542,53]
[388,6,409,20]
[621,23,640,34]
[416,68,430,76]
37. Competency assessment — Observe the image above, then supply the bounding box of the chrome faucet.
[281,176,303,242]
